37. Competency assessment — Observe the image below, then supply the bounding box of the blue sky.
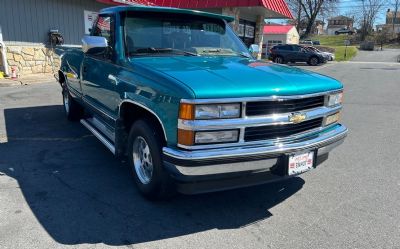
[268,0,391,26]
[338,0,389,25]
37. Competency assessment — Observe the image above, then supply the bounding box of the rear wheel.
[62,87,84,121]
[274,56,284,64]
[127,119,175,200]
[308,57,319,66]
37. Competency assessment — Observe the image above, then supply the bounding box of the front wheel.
[308,57,319,66]
[62,87,83,121]
[127,119,175,200]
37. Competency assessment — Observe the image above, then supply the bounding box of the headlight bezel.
[194,129,240,144]
[327,91,343,107]
[179,103,241,120]
[325,112,341,126]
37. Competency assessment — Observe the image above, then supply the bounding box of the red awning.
[263,25,294,34]
[97,0,293,19]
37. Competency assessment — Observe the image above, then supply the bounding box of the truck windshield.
[124,12,251,58]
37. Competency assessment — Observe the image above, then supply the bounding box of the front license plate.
[288,151,314,175]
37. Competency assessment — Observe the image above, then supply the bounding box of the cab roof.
[100,5,235,22]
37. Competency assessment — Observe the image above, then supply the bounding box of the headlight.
[177,129,239,146]
[179,103,241,120]
[325,112,340,126]
[327,92,343,107]
[195,130,239,144]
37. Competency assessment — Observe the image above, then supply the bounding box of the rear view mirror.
[82,36,108,54]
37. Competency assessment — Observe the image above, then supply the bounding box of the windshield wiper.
[235,51,253,59]
[201,48,252,59]
[130,47,198,56]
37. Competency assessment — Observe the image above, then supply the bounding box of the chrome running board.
[80,119,116,155]
[86,116,115,142]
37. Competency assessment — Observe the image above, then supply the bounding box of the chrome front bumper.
[163,124,347,178]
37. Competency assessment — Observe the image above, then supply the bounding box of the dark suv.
[268,44,326,66]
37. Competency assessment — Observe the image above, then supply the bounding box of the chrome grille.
[245,96,325,116]
[244,118,323,142]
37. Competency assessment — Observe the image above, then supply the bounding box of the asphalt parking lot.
[1,50,399,249]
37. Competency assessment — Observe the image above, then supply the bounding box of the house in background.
[376,11,400,34]
[326,16,354,35]
[262,24,299,57]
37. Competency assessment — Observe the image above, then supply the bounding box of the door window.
[91,15,115,59]
[292,46,301,52]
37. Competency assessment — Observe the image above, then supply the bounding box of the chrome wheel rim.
[276,57,282,63]
[132,136,153,184]
[63,91,70,114]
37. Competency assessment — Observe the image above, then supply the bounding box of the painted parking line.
[313,63,336,71]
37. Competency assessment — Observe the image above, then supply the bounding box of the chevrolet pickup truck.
[58,6,348,199]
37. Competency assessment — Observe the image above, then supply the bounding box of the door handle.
[108,74,118,85]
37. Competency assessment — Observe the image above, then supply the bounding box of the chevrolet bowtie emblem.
[289,112,307,124]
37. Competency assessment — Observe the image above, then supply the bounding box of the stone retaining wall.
[1,45,60,77]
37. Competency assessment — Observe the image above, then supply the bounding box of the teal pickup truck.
[58,5,347,199]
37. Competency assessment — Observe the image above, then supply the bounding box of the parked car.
[305,46,335,61]
[299,40,313,45]
[58,6,347,199]
[335,28,355,35]
[268,44,327,66]
[312,40,321,45]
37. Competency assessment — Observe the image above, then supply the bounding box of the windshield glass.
[124,12,251,57]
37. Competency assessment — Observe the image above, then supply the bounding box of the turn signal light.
[178,129,194,146]
[179,103,195,120]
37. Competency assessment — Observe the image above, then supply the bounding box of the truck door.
[81,14,120,125]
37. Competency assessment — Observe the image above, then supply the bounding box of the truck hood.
[132,56,342,99]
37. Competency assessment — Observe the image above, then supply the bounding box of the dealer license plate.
[288,151,314,175]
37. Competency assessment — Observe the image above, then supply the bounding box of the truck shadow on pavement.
[0,105,304,246]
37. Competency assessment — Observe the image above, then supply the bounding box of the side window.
[281,45,292,51]
[91,15,115,59]
[292,46,301,52]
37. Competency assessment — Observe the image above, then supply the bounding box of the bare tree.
[299,0,338,38]
[285,0,306,31]
[375,26,390,49]
[358,0,388,40]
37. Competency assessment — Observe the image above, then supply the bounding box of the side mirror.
[249,44,260,54]
[82,36,108,54]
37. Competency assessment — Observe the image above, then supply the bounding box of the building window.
[238,19,256,47]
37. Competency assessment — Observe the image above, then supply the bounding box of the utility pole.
[297,0,302,32]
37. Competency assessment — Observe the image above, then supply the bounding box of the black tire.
[62,86,84,121]
[308,56,319,66]
[127,119,175,200]
[274,56,284,64]
[335,31,339,35]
